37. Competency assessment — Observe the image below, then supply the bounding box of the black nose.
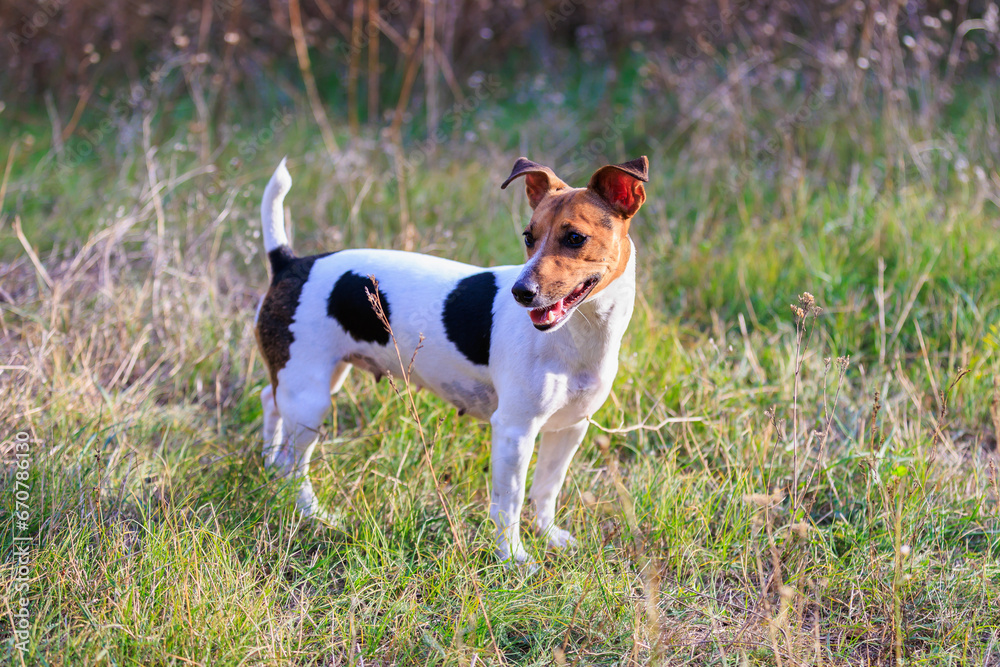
[511,280,537,306]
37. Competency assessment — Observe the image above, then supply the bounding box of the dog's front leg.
[529,419,588,549]
[489,412,541,566]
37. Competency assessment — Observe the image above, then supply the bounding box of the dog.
[254,155,648,564]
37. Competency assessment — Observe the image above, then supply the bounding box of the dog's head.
[501,156,648,331]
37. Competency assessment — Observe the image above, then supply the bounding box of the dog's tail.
[261,158,294,272]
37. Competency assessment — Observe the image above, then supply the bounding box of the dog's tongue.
[530,298,567,326]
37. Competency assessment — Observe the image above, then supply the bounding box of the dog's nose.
[511,279,538,306]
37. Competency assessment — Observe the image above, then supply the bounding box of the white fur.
[258,161,636,565]
[261,157,291,252]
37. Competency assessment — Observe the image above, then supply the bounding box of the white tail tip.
[261,157,292,252]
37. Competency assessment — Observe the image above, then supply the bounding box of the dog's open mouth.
[529,276,600,330]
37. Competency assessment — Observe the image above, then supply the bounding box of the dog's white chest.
[541,368,615,432]
[569,370,602,395]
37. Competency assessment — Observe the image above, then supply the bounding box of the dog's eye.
[523,231,534,248]
[564,232,587,248]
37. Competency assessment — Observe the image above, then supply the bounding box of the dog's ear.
[587,156,649,219]
[501,157,570,209]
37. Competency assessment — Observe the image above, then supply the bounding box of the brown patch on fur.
[590,227,631,298]
[522,188,635,303]
[503,155,648,306]
[255,254,327,390]
[501,157,570,209]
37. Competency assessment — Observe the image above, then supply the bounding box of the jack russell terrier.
[254,155,648,564]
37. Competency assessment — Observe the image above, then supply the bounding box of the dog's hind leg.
[261,384,284,468]
[274,372,337,523]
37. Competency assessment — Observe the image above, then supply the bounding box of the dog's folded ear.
[501,157,570,209]
[588,156,649,219]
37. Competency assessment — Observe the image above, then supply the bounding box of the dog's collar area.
[529,275,600,330]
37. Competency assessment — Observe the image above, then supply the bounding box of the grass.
[2,51,1000,665]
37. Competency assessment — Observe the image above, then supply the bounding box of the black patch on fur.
[270,249,334,284]
[256,251,334,389]
[443,272,497,366]
[267,245,297,280]
[327,272,392,345]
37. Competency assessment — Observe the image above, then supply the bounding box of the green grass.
[2,53,1000,665]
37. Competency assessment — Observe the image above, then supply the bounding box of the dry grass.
[2,8,1000,663]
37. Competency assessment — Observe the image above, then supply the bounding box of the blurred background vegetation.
[3,0,1000,348]
[4,0,1000,163]
[5,0,1000,107]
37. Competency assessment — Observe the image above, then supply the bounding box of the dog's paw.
[296,491,340,526]
[501,554,541,575]
[542,525,578,550]
[495,543,536,569]
[262,446,281,469]
[304,505,340,526]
